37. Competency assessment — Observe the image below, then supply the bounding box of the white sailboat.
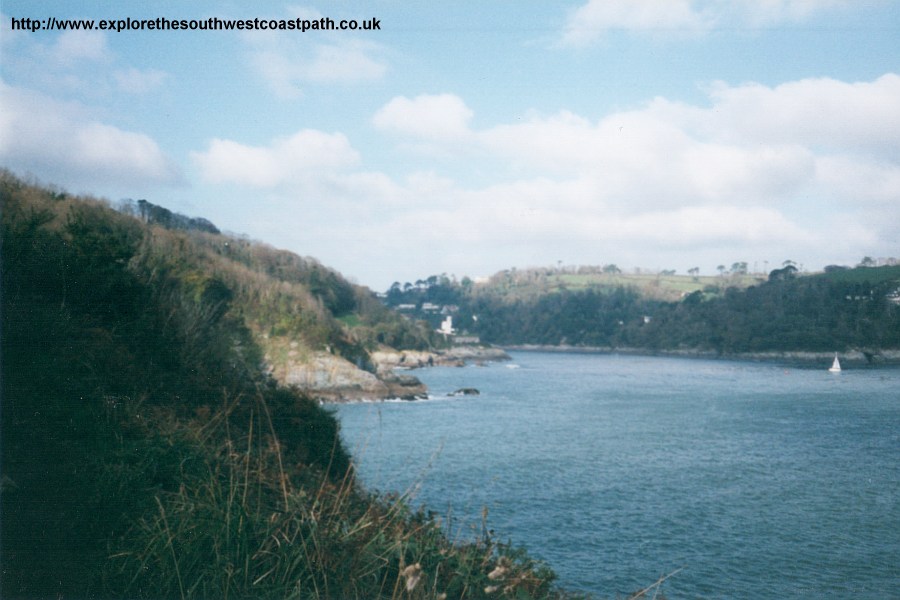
[828,354,842,373]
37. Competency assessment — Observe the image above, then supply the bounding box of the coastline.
[502,344,900,367]
[370,345,511,371]
[313,345,512,403]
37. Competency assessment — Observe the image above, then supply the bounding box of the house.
[439,316,454,335]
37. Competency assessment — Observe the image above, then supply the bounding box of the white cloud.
[698,74,900,157]
[563,0,710,45]
[51,29,112,65]
[604,205,814,246]
[373,94,474,140]
[394,177,813,249]
[376,75,898,209]
[561,0,855,45]
[244,26,386,98]
[192,129,360,187]
[1,24,170,100]
[815,156,900,206]
[0,81,182,187]
[360,73,899,282]
[302,41,387,83]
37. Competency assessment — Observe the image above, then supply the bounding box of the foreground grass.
[100,396,572,600]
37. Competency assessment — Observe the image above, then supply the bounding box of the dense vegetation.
[1,171,575,599]
[113,198,442,359]
[385,266,900,355]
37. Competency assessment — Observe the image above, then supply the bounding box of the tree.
[768,264,798,282]
[859,256,876,267]
[731,262,748,275]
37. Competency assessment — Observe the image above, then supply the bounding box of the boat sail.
[828,354,842,373]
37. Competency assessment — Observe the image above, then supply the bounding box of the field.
[479,268,764,302]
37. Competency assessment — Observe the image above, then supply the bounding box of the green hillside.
[385,264,900,356]
[475,267,760,302]
[0,171,573,599]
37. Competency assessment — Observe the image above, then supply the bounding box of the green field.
[478,268,764,302]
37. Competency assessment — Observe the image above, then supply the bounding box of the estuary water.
[333,352,900,598]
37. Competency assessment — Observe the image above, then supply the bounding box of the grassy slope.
[0,172,578,599]
[476,265,900,305]
[475,268,761,303]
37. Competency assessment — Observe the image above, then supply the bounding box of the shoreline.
[371,345,511,371]
[502,344,900,367]
[314,345,512,403]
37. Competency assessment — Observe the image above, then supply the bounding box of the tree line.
[384,266,900,354]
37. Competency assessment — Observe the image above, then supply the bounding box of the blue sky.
[2,1,899,289]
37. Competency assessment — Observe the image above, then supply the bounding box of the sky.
[2,1,899,290]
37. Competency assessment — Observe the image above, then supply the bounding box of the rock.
[382,373,428,401]
[449,387,480,396]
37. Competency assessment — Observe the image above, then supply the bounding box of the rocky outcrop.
[371,346,511,372]
[382,373,429,401]
[266,341,509,403]
[270,351,427,402]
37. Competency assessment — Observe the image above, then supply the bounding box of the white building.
[439,316,454,335]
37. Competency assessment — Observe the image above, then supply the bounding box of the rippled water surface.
[334,352,900,598]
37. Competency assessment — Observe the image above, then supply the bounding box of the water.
[333,352,900,598]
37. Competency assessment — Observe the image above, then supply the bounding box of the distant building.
[439,316,454,336]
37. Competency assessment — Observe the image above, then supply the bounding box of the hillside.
[10,173,448,400]
[475,266,760,303]
[384,265,900,361]
[0,171,574,598]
